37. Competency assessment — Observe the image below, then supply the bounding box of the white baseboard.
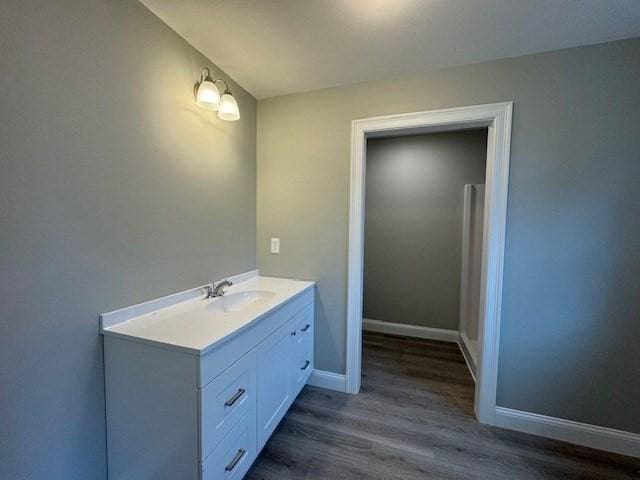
[494,407,640,459]
[458,332,477,382]
[363,318,458,343]
[457,338,476,383]
[307,369,347,393]
[459,332,477,363]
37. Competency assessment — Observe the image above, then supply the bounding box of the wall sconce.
[195,67,240,121]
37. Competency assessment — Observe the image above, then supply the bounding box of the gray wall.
[0,1,256,478]
[257,38,640,433]
[363,131,487,330]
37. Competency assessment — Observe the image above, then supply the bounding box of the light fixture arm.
[199,67,212,84]
[198,67,231,94]
[213,78,231,94]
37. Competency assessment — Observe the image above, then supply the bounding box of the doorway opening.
[362,128,486,400]
[345,103,513,425]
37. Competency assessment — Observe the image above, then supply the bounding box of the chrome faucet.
[206,279,233,299]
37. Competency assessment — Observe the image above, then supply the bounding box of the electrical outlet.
[270,237,280,254]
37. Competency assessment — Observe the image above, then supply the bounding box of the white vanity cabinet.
[103,281,314,480]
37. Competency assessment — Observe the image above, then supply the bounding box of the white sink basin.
[206,290,276,313]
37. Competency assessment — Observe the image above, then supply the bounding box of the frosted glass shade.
[196,80,220,110]
[218,92,240,121]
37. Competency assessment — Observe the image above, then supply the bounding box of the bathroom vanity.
[100,275,315,480]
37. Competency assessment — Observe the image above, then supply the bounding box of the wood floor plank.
[247,331,640,479]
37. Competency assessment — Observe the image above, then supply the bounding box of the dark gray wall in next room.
[363,130,487,330]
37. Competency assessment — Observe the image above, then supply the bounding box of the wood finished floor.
[246,331,640,479]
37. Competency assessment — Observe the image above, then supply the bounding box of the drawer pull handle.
[301,360,310,371]
[301,324,311,332]
[225,448,246,472]
[224,388,246,407]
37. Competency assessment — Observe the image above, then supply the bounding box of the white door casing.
[346,102,513,425]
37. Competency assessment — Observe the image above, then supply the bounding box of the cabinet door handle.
[301,360,310,371]
[301,324,311,332]
[224,388,246,407]
[225,448,246,471]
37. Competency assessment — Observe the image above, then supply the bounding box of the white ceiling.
[140,0,640,99]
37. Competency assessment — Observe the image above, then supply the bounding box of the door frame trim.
[345,102,513,424]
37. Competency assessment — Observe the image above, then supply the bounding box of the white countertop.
[101,276,314,355]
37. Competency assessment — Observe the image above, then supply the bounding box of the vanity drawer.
[293,331,314,395]
[201,351,256,459]
[201,414,256,480]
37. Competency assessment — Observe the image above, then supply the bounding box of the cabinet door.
[256,319,294,449]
